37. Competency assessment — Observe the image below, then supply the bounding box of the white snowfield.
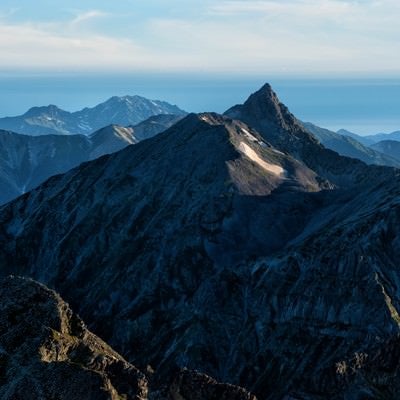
[238,142,286,177]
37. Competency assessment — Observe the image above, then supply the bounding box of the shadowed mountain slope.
[0,115,181,205]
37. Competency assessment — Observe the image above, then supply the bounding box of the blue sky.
[0,0,399,76]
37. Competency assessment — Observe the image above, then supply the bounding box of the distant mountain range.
[303,122,400,167]
[0,95,186,136]
[3,83,400,398]
[318,126,400,164]
[0,114,182,205]
[338,128,400,145]
[370,139,400,162]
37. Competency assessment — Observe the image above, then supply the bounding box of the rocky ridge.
[0,275,148,400]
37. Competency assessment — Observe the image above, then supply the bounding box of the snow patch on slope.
[240,127,258,142]
[238,142,286,177]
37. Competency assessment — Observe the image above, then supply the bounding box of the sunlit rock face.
[0,276,148,400]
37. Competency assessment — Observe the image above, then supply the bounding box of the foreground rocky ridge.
[1,84,400,398]
[0,276,256,400]
[0,275,148,400]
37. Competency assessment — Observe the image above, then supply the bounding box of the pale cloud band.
[0,1,398,75]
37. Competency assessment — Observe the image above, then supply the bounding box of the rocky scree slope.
[0,96,186,136]
[0,114,182,205]
[1,85,400,398]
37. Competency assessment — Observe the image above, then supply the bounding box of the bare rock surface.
[152,369,258,400]
[0,275,148,400]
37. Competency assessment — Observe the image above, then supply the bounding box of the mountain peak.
[105,95,142,104]
[225,82,299,133]
[24,104,67,118]
[252,82,274,97]
[224,82,382,187]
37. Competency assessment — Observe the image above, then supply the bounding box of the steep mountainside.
[303,121,400,167]
[0,112,329,389]
[0,130,90,205]
[0,96,186,136]
[1,84,400,399]
[0,115,180,205]
[370,139,400,162]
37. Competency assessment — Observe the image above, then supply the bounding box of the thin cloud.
[0,1,399,75]
[0,22,151,72]
[0,7,20,19]
[208,0,353,17]
[70,10,109,26]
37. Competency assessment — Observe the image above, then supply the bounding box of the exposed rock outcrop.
[152,369,257,400]
[0,275,148,400]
